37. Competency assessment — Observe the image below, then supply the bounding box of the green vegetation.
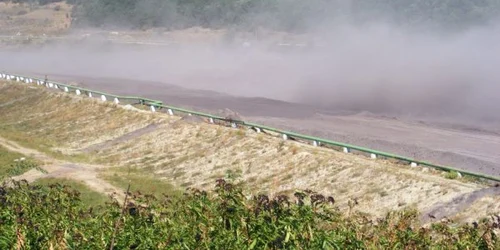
[445,170,460,180]
[0,145,39,180]
[71,0,500,32]
[1,179,498,249]
[100,167,181,198]
[32,177,109,207]
[4,0,499,32]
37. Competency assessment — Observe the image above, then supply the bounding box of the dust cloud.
[1,22,499,124]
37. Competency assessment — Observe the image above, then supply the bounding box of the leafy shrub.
[445,170,459,179]
[0,179,498,249]
[6,159,39,177]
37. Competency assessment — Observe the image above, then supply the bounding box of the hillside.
[0,2,71,35]
[1,80,499,224]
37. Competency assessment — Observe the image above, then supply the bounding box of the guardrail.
[1,72,499,183]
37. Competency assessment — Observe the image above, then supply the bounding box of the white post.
[16,77,20,82]
[101,95,107,102]
[64,87,69,92]
[370,153,377,159]
[48,83,53,88]
[54,84,59,89]
[88,92,92,98]
[313,141,318,147]
[167,109,173,115]
[255,127,261,133]
[24,78,29,83]
[282,134,288,140]
[76,89,81,95]
[29,78,33,83]
[410,162,418,167]
[209,118,214,123]
[150,106,156,112]
[114,97,119,104]
[343,147,350,153]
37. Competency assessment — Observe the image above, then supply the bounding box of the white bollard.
[6,75,10,80]
[282,134,288,140]
[64,87,69,92]
[114,97,119,104]
[24,78,29,83]
[255,127,261,133]
[150,106,156,112]
[48,83,53,88]
[88,92,92,98]
[313,141,318,147]
[343,147,350,153]
[16,77,20,82]
[29,78,33,83]
[54,84,59,89]
[167,109,173,115]
[76,89,81,95]
[101,95,107,102]
[370,153,377,159]
[410,162,418,167]
[231,123,237,128]
[209,118,214,123]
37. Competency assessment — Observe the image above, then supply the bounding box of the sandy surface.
[13,73,499,177]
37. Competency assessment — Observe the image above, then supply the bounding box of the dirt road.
[0,136,126,202]
[10,73,498,177]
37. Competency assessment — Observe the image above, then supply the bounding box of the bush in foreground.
[0,179,498,249]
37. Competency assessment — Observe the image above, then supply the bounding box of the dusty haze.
[1,22,499,124]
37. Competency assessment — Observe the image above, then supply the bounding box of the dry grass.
[0,2,72,36]
[0,80,497,220]
[0,82,173,163]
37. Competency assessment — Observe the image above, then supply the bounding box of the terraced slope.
[0,80,498,223]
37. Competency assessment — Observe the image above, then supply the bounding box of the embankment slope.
[1,80,499,222]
